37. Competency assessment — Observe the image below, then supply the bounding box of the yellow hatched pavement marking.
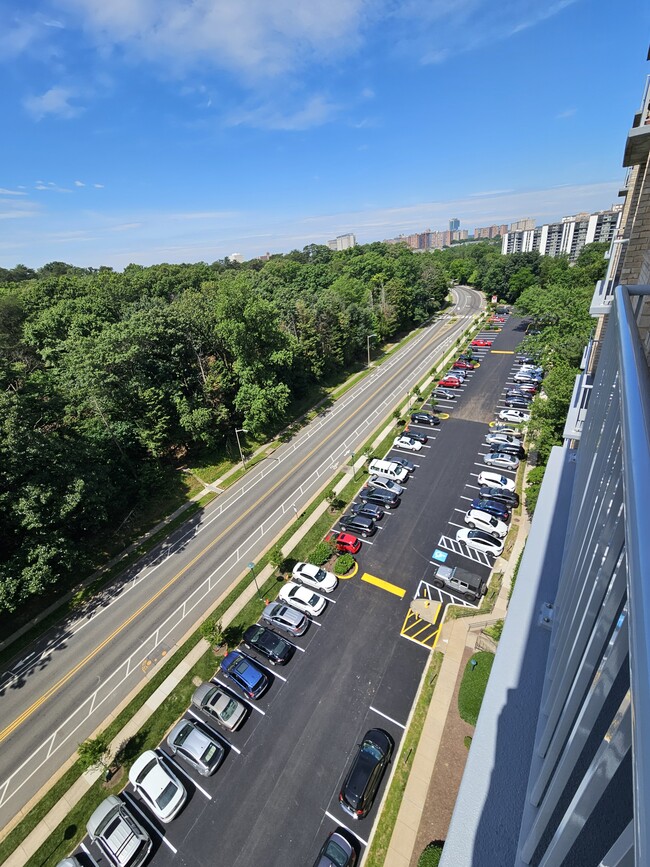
[360,572,406,597]
[400,604,442,649]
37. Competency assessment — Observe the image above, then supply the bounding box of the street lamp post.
[366,333,377,368]
[235,427,248,467]
[248,561,263,601]
[349,450,357,480]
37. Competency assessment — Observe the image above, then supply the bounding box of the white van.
[367,458,409,483]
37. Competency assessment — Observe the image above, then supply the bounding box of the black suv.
[339,729,393,819]
[470,497,510,521]
[358,487,400,509]
[479,486,520,508]
[410,412,440,426]
[242,625,294,665]
[350,502,384,521]
[489,441,526,459]
[339,514,376,537]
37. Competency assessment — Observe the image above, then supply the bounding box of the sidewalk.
[382,504,530,867]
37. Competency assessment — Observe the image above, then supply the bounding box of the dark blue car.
[220,651,268,700]
[470,498,510,522]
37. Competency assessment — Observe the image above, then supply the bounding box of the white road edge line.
[369,706,406,729]
[324,811,369,847]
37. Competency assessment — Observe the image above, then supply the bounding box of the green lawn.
[458,651,495,726]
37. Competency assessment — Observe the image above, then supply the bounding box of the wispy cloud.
[469,189,514,197]
[226,95,339,130]
[0,188,28,196]
[34,181,72,193]
[556,108,576,120]
[74,180,85,187]
[93,183,105,189]
[24,86,83,120]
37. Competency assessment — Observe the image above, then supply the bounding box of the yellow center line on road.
[0,307,472,744]
[360,573,406,598]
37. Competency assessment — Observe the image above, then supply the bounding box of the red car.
[325,530,361,555]
[490,316,505,323]
[439,375,462,388]
[471,338,493,347]
[453,359,476,370]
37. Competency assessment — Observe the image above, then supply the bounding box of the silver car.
[86,795,152,867]
[191,683,247,731]
[167,720,225,775]
[261,601,309,636]
[368,475,405,496]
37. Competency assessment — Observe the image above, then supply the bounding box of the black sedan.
[339,514,376,537]
[242,625,294,665]
[470,497,510,522]
[339,729,393,819]
[312,830,357,867]
[358,487,400,509]
[351,502,384,521]
[505,394,533,409]
[401,428,428,443]
[479,486,520,508]
[489,442,526,459]
[410,412,440,426]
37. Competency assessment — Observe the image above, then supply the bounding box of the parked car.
[292,562,338,592]
[453,359,476,370]
[483,451,520,470]
[471,338,493,347]
[325,530,362,555]
[470,497,510,521]
[410,411,440,426]
[479,486,520,508]
[488,425,524,438]
[504,394,533,409]
[312,830,358,867]
[520,364,543,376]
[516,382,539,396]
[87,796,152,867]
[516,354,540,365]
[339,729,393,819]
[489,441,526,459]
[477,471,517,492]
[389,455,416,473]
[166,720,225,776]
[464,508,509,538]
[499,408,531,423]
[339,513,377,535]
[368,475,405,495]
[278,582,327,617]
[191,683,247,730]
[456,528,504,556]
[220,650,269,699]
[486,432,520,447]
[350,502,384,521]
[432,387,456,400]
[358,487,400,509]
[242,625,294,664]
[506,388,533,400]
[393,435,422,451]
[438,375,462,388]
[514,371,542,384]
[447,368,467,380]
[128,751,187,823]
[401,428,429,444]
[261,601,309,636]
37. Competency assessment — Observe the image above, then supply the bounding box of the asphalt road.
[66,314,529,867]
[0,286,485,831]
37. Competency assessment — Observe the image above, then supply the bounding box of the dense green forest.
[0,239,607,615]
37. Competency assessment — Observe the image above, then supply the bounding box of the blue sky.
[1,0,649,268]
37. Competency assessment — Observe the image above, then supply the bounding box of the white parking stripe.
[123,793,177,853]
[210,678,266,714]
[453,507,466,514]
[460,495,473,501]
[369,706,406,729]
[324,811,369,847]
[448,520,465,531]
[185,710,243,754]
[241,654,288,682]
[159,752,212,800]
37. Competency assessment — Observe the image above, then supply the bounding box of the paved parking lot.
[73,315,529,867]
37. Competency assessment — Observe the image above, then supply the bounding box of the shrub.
[310,541,335,566]
[334,554,355,575]
[464,735,473,750]
[418,841,444,867]
[484,619,503,642]
[77,735,110,771]
[525,465,546,515]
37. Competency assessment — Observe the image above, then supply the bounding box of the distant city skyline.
[0,0,647,268]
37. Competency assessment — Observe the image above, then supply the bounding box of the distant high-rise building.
[228,252,244,263]
[473,224,508,239]
[449,218,460,232]
[509,217,536,231]
[327,233,356,251]
[501,208,621,262]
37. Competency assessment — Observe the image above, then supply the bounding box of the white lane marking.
[185,709,243,755]
[465,484,480,491]
[159,752,212,800]
[453,508,466,515]
[210,678,266,715]
[460,495,473,501]
[448,521,465,531]
[123,793,178,853]
[324,811,369,847]
[369,706,406,729]
[280,637,306,653]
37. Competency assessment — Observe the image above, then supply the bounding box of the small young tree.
[200,618,224,648]
[269,546,285,570]
[78,735,110,772]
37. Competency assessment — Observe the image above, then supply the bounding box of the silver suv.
[261,601,308,636]
[86,796,151,867]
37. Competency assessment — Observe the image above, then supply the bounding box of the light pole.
[349,450,357,480]
[248,561,263,601]
[235,427,248,467]
[366,333,377,368]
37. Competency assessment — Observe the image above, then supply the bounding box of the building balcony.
[623,74,650,166]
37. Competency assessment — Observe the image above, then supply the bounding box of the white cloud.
[34,181,72,192]
[556,108,576,120]
[93,183,104,188]
[24,86,82,120]
[360,87,375,100]
[74,180,85,186]
[226,95,338,130]
[469,189,515,197]
[0,188,28,196]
